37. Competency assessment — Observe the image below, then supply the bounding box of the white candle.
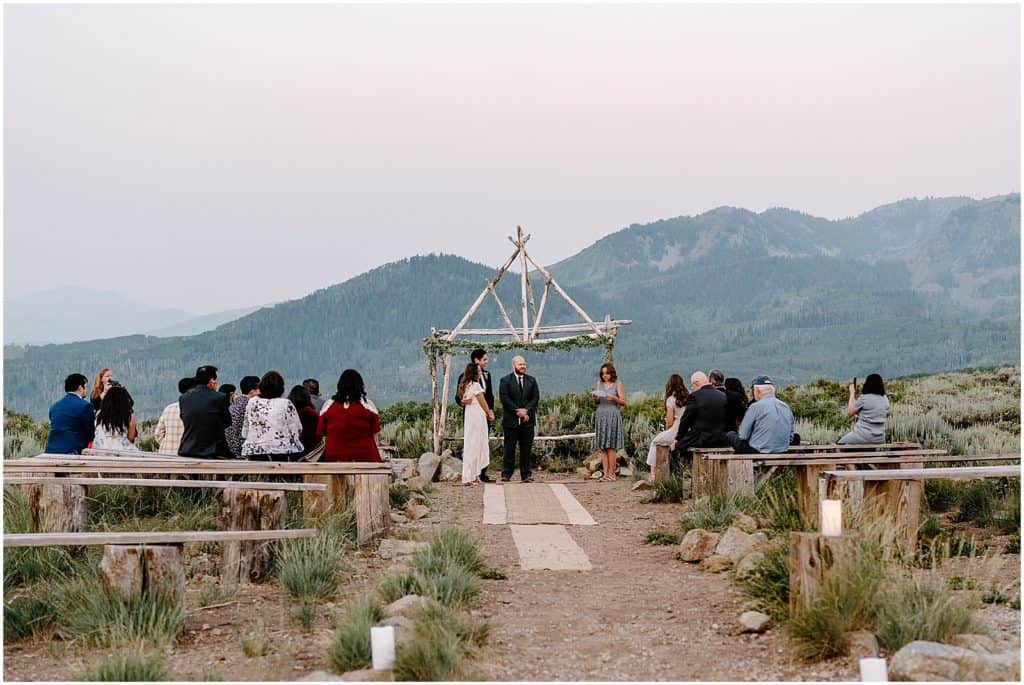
[859,657,887,682]
[371,626,395,670]
[820,499,842,537]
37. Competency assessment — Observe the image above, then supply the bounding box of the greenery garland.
[423,334,615,363]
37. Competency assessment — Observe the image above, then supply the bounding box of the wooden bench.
[817,464,1021,556]
[6,454,393,547]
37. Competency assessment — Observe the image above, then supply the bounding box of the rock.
[950,634,1000,654]
[211,627,223,636]
[403,502,430,521]
[844,630,879,659]
[377,615,414,645]
[617,466,633,478]
[298,670,345,681]
[390,459,416,480]
[440,448,453,460]
[889,640,1021,682]
[700,554,734,574]
[631,480,653,492]
[439,455,463,481]
[377,539,429,561]
[591,471,604,480]
[405,476,429,491]
[732,512,758,534]
[576,467,591,479]
[735,551,765,580]
[738,611,771,633]
[389,513,406,525]
[751,532,769,544]
[616,450,628,464]
[417,452,442,481]
[586,454,603,472]
[339,668,394,681]
[715,527,758,563]
[384,594,430,618]
[679,529,721,562]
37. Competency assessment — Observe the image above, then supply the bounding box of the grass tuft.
[290,601,319,631]
[643,530,682,546]
[275,534,348,601]
[424,529,486,575]
[737,544,791,621]
[641,473,686,504]
[78,651,168,681]
[377,572,424,604]
[875,581,978,651]
[4,593,60,641]
[328,596,385,674]
[477,568,507,580]
[60,577,185,648]
[681,491,758,533]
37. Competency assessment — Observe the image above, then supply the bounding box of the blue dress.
[594,384,624,450]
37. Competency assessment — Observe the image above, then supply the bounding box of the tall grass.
[328,596,385,673]
[275,534,349,601]
[641,473,687,504]
[680,491,757,533]
[3,487,79,590]
[78,651,169,681]
[60,580,186,648]
[738,544,790,621]
[874,581,979,651]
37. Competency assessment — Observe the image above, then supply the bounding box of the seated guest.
[303,378,325,413]
[838,373,890,445]
[219,383,237,405]
[226,376,260,457]
[179,365,231,458]
[94,386,139,451]
[723,377,749,430]
[318,369,381,462]
[288,384,321,454]
[241,371,304,461]
[725,375,794,454]
[671,371,729,468]
[647,374,688,469]
[154,376,197,455]
[44,373,95,454]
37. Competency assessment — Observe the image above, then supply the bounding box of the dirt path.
[417,472,859,681]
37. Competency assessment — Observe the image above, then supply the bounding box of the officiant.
[592,362,626,482]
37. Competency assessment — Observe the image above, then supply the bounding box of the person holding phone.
[838,373,889,444]
[593,362,625,482]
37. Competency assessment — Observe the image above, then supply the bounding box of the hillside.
[4,194,1019,419]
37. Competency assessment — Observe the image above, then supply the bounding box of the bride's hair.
[457,363,479,399]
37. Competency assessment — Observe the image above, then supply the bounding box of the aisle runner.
[482,483,596,525]
[509,524,593,571]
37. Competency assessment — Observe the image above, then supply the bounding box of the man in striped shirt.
[154,376,197,455]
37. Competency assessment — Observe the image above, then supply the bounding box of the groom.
[498,355,539,483]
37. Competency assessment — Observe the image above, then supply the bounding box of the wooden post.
[353,474,390,545]
[100,544,186,610]
[220,488,286,584]
[726,459,755,496]
[795,463,834,529]
[653,445,671,481]
[25,482,88,533]
[429,351,440,455]
[519,228,530,339]
[438,354,452,455]
[862,461,923,557]
[789,532,860,615]
[691,451,725,498]
[303,474,351,521]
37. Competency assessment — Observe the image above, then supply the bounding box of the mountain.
[4,194,1019,420]
[3,287,195,345]
[143,305,267,338]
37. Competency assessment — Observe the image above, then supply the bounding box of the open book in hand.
[592,389,608,399]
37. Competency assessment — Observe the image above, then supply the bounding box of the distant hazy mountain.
[144,305,266,338]
[3,287,194,345]
[4,194,1018,420]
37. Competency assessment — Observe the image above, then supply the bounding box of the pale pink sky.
[5,3,1020,312]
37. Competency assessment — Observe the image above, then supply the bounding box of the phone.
[852,377,857,388]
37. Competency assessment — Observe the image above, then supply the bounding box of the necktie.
[518,375,523,390]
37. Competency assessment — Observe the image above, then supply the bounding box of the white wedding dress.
[462,381,490,482]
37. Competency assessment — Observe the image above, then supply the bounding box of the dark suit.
[44,392,95,454]
[178,386,231,458]
[673,384,729,467]
[721,388,748,431]
[498,372,539,480]
[455,368,494,478]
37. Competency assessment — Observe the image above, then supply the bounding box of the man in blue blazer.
[44,373,96,454]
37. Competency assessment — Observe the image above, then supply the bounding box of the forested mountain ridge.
[4,194,1019,420]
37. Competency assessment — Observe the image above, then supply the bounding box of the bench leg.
[789,531,860,616]
[25,482,88,533]
[354,474,390,545]
[220,488,286,583]
[100,544,186,610]
[862,462,922,558]
[302,474,351,521]
[653,445,671,482]
[796,464,833,529]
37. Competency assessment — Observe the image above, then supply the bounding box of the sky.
[4,2,1020,314]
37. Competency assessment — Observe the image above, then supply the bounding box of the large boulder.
[715,527,758,563]
[678,529,721,562]
[950,634,999,654]
[384,594,431,618]
[738,611,771,633]
[889,641,1020,682]
[417,452,442,480]
[734,551,765,581]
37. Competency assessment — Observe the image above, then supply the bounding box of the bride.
[459,363,494,486]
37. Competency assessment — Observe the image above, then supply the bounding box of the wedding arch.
[423,226,631,454]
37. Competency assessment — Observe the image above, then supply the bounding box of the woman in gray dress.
[593,363,626,482]
[838,373,889,444]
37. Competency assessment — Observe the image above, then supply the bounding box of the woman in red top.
[317,369,381,462]
[288,384,321,455]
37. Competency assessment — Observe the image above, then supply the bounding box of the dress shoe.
[479,474,494,483]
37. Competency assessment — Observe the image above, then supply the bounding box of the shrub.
[394,627,471,682]
[424,529,486,575]
[328,596,384,674]
[78,651,168,681]
[1005,532,1020,554]
[290,601,319,631]
[642,473,686,504]
[681,491,757,533]
[4,593,60,641]
[60,578,186,648]
[413,561,481,608]
[377,572,425,604]
[925,480,960,512]
[875,581,978,651]
[643,530,682,546]
[738,544,790,621]
[390,483,414,509]
[275,534,348,601]
[240,625,271,657]
[413,601,490,653]
[3,487,79,590]
[756,472,810,533]
[918,516,942,539]
[946,575,982,591]
[952,481,998,525]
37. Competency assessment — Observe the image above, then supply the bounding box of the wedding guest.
[90,367,114,411]
[218,384,237,405]
[593,362,626,482]
[838,373,890,445]
[154,376,197,455]
[725,375,793,454]
[303,378,325,413]
[44,373,95,454]
[226,375,260,457]
[317,369,381,462]
[647,374,689,469]
[241,371,304,461]
[288,384,321,454]
[672,371,729,469]
[179,364,231,458]
[94,385,139,451]
[723,377,749,430]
